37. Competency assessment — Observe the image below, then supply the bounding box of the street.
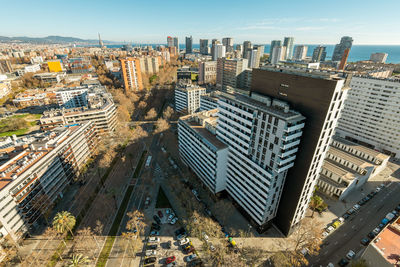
[310,181,400,266]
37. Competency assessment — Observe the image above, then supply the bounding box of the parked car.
[332,220,341,228]
[147,244,158,250]
[192,189,198,196]
[168,214,175,221]
[170,217,178,225]
[347,208,355,215]
[179,238,190,246]
[144,257,156,265]
[326,226,335,233]
[338,217,345,223]
[158,210,164,218]
[368,231,377,239]
[166,256,176,264]
[358,199,366,206]
[376,187,381,192]
[153,215,161,224]
[204,208,212,216]
[338,258,349,267]
[182,242,192,250]
[322,231,329,238]
[186,254,198,262]
[148,236,160,243]
[360,238,370,246]
[166,208,172,215]
[209,243,216,252]
[145,250,157,256]
[202,232,209,241]
[177,234,186,241]
[166,262,177,267]
[150,230,160,236]
[353,204,361,210]
[342,213,350,220]
[184,246,196,254]
[346,250,355,260]
[145,197,151,208]
[151,223,161,231]
[395,205,400,212]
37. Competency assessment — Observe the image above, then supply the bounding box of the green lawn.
[0,128,28,137]
[155,187,172,209]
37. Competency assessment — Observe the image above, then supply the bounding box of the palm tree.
[68,254,89,266]
[53,211,76,237]
[309,195,324,218]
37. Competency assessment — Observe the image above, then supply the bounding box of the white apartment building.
[178,109,228,193]
[293,45,308,60]
[174,82,206,114]
[198,61,217,85]
[270,46,287,64]
[0,122,97,242]
[216,92,305,226]
[317,136,389,200]
[56,86,89,108]
[17,64,41,76]
[212,44,226,61]
[0,80,11,99]
[336,76,400,159]
[200,92,219,111]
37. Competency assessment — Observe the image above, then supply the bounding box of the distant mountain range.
[0,35,117,44]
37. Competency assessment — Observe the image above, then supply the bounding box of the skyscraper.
[167,36,179,49]
[222,37,234,53]
[200,39,209,55]
[216,58,248,90]
[269,40,282,61]
[98,33,104,48]
[247,45,264,68]
[332,36,353,61]
[283,37,294,60]
[312,46,327,62]
[213,44,226,61]
[185,36,193,54]
[251,66,350,235]
[211,39,220,59]
[270,46,286,64]
[243,41,252,58]
[293,45,308,60]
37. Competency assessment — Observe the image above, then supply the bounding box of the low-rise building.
[178,109,228,193]
[12,89,57,108]
[0,80,11,99]
[177,66,199,82]
[16,64,41,76]
[317,136,389,200]
[0,122,98,242]
[33,72,66,84]
[174,82,206,114]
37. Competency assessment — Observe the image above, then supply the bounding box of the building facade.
[283,37,295,60]
[336,76,400,159]
[312,46,327,62]
[293,45,308,60]
[200,92,219,111]
[174,82,206,114]
[270,46,287,64]
[370,53,388,63]
[200,39,209,55]
[185,36,193,54]
[198,61,217,84]
[216,58,249,90]
[332,36,353,62]
[120,57,143,92]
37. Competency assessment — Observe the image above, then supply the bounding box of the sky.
[1,0,400,45]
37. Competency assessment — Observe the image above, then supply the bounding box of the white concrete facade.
[174,83,206,114]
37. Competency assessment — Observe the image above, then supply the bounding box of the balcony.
[279,147,298,158]
[280,139,300,150]
[277,155,297,166]
[276,162,295,173]
[284,122,305,132]
[283,131,303,142]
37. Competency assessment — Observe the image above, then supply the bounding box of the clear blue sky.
[1,0,399,45]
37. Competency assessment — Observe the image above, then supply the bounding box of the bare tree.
[144,108,157,120]
[122,210,148,258]
[154,118,170,134]
[162,106,174,120]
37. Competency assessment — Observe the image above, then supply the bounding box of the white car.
[338,217,345,223]
[145,250,157,256]
[202,232,209,241]
[327,263,334,267]
[148,237,160,243]
[353,204,361,210]
[326,226,335,233]
[186,254,197,262]
[346,250,355,260]
[168,214,175,221]
[322,231,329,238]
[376,187,381,192]
[179,238,190,246]
[170,217,178,225]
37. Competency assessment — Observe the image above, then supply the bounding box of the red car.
[166,256,176,264]
[158,210,164,218]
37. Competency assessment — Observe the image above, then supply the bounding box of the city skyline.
[1,0,400,44]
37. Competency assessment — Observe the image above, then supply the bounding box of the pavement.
[309,181,400,266]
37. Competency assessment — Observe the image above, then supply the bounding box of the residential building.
[338,48,350,71]
[312,46,327,62]
[270,46,287,64]
[216,58,249,90]
[269,40,282,60]
[235,44,243,56]
[30,56,43,65]
[167,36,179,49]
[280,61,320,69]
[361,217,400,267]
[317,136,389,200]
[283,37,294,60]
[198,61,217,84]
[251,66,350,235]
[120,57,143,92]
[0,122,98,242]
[12,90,57,108]
[185,36,193,54]
[336,75,400,159]
[67,57,93,73]
[370,53,388,63]
[200,39,209,55]
[293,45,308,60]
[56,86,89,108]
[17,64,41,76]
[33,72,66,84]
[247,45,264,69]
[222,37,234,53]
[40,88,117,135]
[332,36,353,62]
[177,66,199,82]
[243,41,252,58]
[200,92,219,111]
[212,44,226,61]
[0,79,11,99]
[178,109,228,193]
[174,82,206,114]
[0,59,13,74]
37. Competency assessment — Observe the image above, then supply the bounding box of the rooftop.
[372,218,400,265]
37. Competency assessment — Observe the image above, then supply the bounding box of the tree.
[145,108,157,120]
[122,210,147,258]
[350,259,369,267]
[155,118,170,134]
[42,227,65,261]
[68,253,89,266]
[53,211,76,237]
[163,106,174,120]
[309,195,325,218]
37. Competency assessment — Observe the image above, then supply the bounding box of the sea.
[102,44,400,64]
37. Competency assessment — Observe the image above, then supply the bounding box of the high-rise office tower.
[337,76,400,159]
[312,46,327,62]
[120,57,143,92]
[216,58,248,90]
[283,37,294,60]
[212,44,226,61]
[269,40,282,61]
[293,45,308,60]
[167,36,179,49]
[370,53,388,63]
[332,36,353,61]
[186,36,193,54]
[243,41,252,58]
[222,37,234,53]
[270,46,287,64]
[251,66,350,235]
[200,39,209,55]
